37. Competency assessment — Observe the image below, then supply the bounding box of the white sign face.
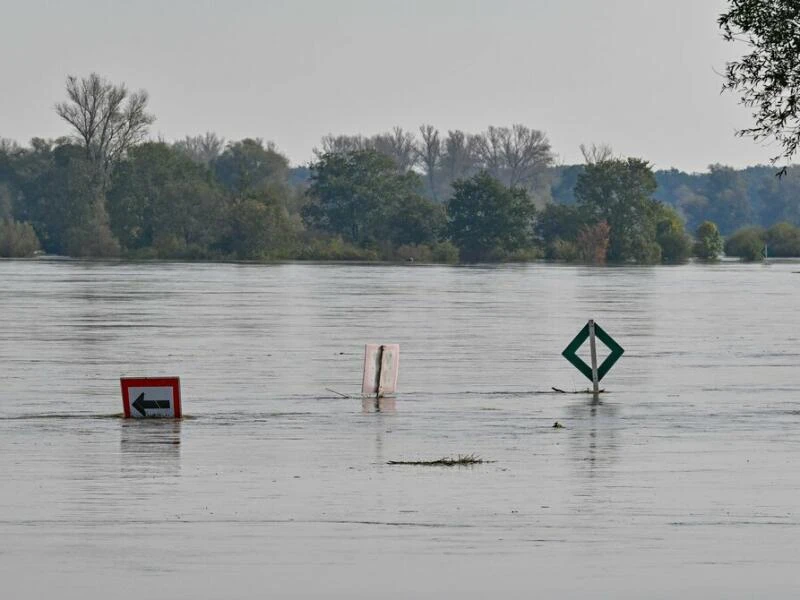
[362,344,399,396]
[121,377,181,418]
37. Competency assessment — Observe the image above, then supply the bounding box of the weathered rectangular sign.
[121,377,182,418]
[361,344,399,396]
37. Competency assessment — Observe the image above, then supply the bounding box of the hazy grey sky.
[0,0,773,171]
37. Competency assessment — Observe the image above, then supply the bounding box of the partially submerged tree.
[725,226,766,260]
[416,124,441,200]
[304,149,437,248]
[694,221,724,260]
[575,156,661,263]
[447,171,537,262]
[655,204,693,263]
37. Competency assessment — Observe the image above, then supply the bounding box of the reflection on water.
[361,397,397,414]
[566,399,619,478]
[1,259,800,599]
[119,419,181,478]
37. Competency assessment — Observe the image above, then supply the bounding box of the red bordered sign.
[121,377,182,418]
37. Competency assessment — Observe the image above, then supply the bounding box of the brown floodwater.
[1,259,798,598]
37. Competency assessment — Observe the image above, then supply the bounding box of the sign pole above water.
[121,377,182,418]
[561,320,624,396]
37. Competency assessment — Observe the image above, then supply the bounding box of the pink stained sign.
[361,344,399,396]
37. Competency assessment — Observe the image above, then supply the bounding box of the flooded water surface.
[1,259,799,598]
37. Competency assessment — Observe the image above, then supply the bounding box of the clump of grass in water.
[387,454,487,466]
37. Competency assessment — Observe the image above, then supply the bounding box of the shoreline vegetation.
[2,74,800,264]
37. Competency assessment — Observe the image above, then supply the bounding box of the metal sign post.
[588,319,600,396]
[562,320,624,396]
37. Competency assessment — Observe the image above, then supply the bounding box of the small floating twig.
[551,387,605,394]
[387,454,489,466]
[325,387,351,399]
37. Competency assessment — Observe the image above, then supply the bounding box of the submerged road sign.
[562,320,624,390]
[121,377,182,418]
[362,344,399,397]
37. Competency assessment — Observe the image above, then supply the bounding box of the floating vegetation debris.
[551,387,605,394]
[387,454,488,466]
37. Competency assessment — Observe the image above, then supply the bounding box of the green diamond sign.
[561,321,624,382]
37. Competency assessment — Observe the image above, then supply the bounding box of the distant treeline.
[553,163,800,236]
[1,73,799,263]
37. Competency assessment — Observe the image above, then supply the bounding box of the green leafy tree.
[655,204,692,263]
[108,142,225,254]
[765,222,800,256]
[377,194,445,247]
[719,1,800,166]
[698,165,752,234]
[694,221,724,260]
[535,203,588,259]
[213,139,289,197]
[11,140,118,256]
[304,150,430,247]
[224,191,299,260]
[574,157,661,263]
[446,171,537,262]
[725,226,766,260]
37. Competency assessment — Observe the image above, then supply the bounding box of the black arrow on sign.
[132,393,171,417]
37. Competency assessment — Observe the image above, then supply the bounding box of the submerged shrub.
[765,222,800,257]
[725,227,765,261]
[430,241,459,264]
[548,238,579,262]
[694,221,724,260]
[0,219,41,257]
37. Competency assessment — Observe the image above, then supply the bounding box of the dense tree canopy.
[107,142,225,255]
[694,221,724,260]
[447,172,537,262]
[575,157,662,262]
[3,72,800,261]
[303,150,441,249]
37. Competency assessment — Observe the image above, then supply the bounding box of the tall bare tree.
[55,73,155,186]
[416,124,441,200]
[371,126,418,172]
[474,125,553,190]
[580,142,614,165]
[0,138,20,155]
[441,130,478,183]
[174,132,226,166]
[315,134,369,157]
[501,124,553,188]
[473,126,505,178]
